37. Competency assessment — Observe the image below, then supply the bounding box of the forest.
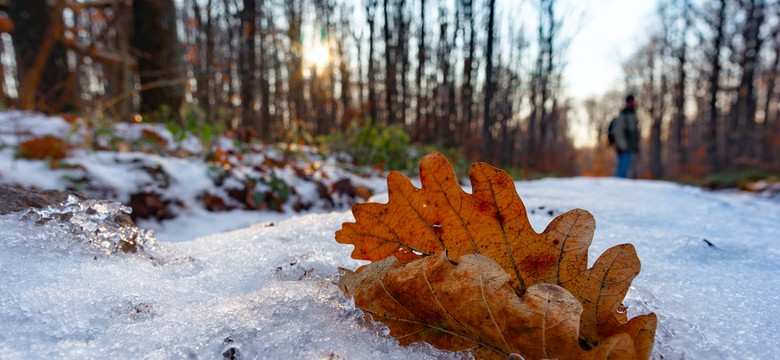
[0,0,779,180]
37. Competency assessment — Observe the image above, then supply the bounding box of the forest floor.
[1,111,779,359]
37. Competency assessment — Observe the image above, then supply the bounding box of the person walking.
[612,95,639,178]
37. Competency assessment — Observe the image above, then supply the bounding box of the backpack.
[607,117,617,146]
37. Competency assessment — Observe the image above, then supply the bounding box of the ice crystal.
[22,195,157,256]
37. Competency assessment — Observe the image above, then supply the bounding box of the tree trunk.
[729,0,765,164]
[435,3,451,146]
[462,0,475,139]
[366,0,378,123]
[446,1,459,146]
[241,0,257,131]
[414,0,426,141]
[285,0,305,128]
[398,0,409,131]
[482,0,496,160]
[9,0,75,113]
[645,39,668,179]
[383,0,396,125]
[131,0,185,116]
[204,0,215,123]
[538,0,555,169]
[761,29,779,165]
[258,8,272,141]
[706,0,726,172]
[671,1,689,176]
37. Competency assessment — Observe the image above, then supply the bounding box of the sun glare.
[304,43,330,72]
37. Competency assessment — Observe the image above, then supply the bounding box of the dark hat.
[625,94,635,102]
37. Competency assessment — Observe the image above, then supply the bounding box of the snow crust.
[2,177,779,359]
[0,111,385,242]
[2,112,780,359]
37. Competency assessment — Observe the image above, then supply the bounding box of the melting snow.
[1,113,779,359]
[1,177,778,359]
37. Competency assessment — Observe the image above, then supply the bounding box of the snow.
[0,111,383,242]
[2,177,779,359]
[516,178,780,359]
[0,111,75,143]
[0,150,64,189]
[2,111,780,359]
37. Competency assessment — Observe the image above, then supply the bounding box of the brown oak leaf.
[17,135,69,161]
[336,152,656,359]
[339,252,640,360]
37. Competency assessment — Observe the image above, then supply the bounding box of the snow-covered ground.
[1,177,779,359]
[0,110,385,241]
[1,112,779,359]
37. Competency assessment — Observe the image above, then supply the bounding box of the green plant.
[165,116,225,149]
[318,119,411,171]
[165,122,187,144]
[703,169,779,190]
[143,104,176,124]
[265,173,291,202]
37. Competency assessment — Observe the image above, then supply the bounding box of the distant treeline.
[1,0,778,178]
[584,0,780,179]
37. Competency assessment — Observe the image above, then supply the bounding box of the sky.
[329,0,659,104]
[560,0,659,102]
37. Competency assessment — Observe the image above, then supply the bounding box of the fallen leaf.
[339,252,639,360]
[336,152,656,358]
[17,135,69,161]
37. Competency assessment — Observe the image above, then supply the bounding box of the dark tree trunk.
[646,40,664,178]
[241,0,257,131]
[9,0,75,113]
[131,0,185,116]
[335,6,352,130]
[366,0,378,123]
[435,3,451,146]
[649,44,666,179]
[482,0,496,160]
[398,0,409,131]
[414,0,426,141]
[383,0,397,125]
[538,0,555,168]
[462,0,475,138]
[446,1,460,145]
[258,2,272,140]
[271,19,286,140]
[706,0,726,172]
[729,0,765,164]
[762,29,779,165]
[671,1,689,176]
[285,0,305,127]
[204,0,215,123]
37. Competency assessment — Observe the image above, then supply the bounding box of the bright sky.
[560,0,659,101]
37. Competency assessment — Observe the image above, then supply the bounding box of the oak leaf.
[17,135,69,161]
[340,252,641,360]
[336,152,656,359]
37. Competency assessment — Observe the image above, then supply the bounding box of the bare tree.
[414,0,427,141]
[9,0,75,113]
[461,0,476,139]
[729,0,766,163]
[285,0,306,128]
[482,0,496,159]
[240,0,257,130]
[365,0,378,123]
[704,0,727,171]
[132,0,185,116]
[670,0,691,176]
[382,0,396,124]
